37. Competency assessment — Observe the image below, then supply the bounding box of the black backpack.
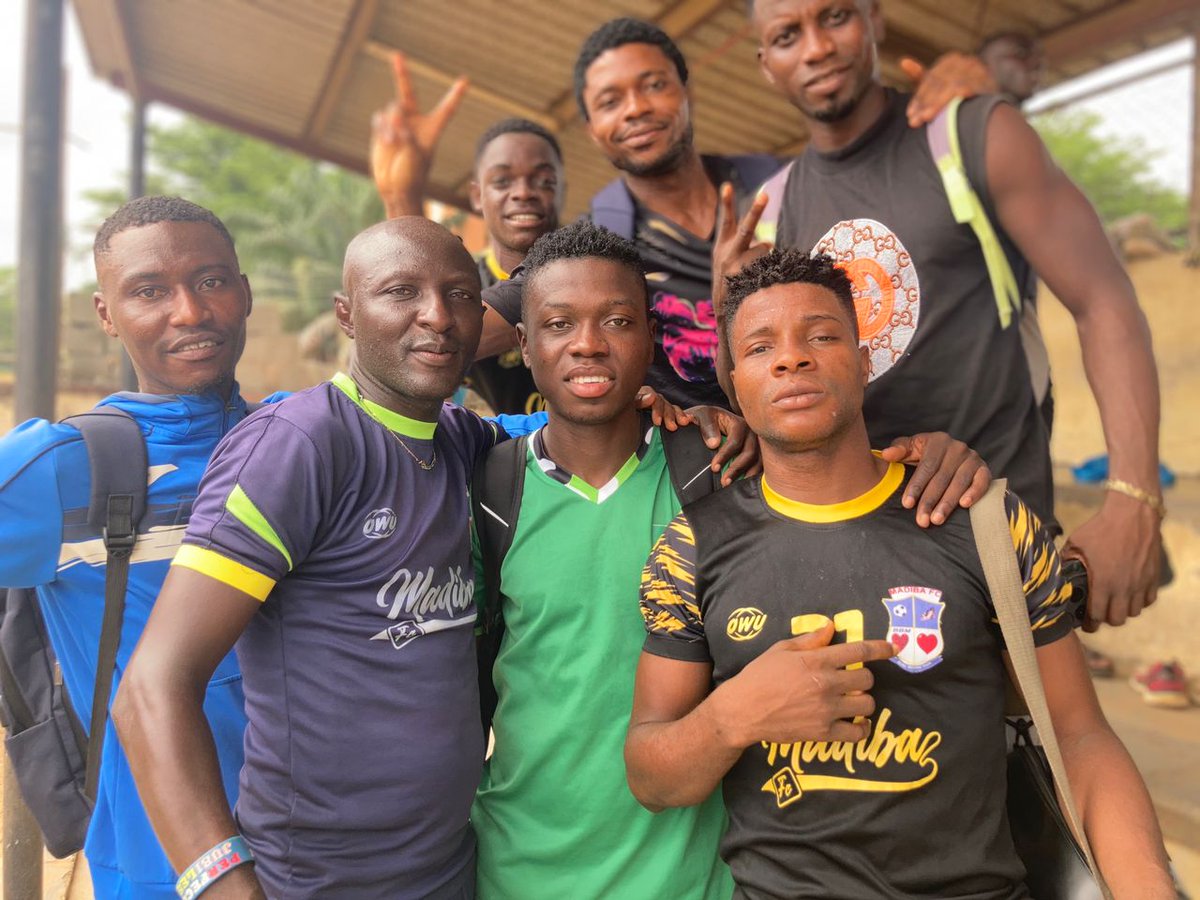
[470,425,722,731]
[0,407,147,857]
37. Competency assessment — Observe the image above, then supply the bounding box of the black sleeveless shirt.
[776,91,1054,529]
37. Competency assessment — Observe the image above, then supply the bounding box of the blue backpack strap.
[60,407,148,800]
[589,177,638,239]
[927,98,1021,329]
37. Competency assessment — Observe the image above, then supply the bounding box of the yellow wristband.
[1101,478,1165,518]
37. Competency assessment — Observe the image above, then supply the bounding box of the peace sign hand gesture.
[711,182,771,317]
[370,52,469,218]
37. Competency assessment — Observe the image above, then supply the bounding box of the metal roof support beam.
[362,39,559,132]
[304,0,380,142]
[74,0,139,96]
[1041,0,1200,67]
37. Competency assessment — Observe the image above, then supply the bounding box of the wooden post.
[118,97,146,390]
[1188,23,1200,265]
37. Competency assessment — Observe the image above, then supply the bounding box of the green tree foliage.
[86,117,383,329]
[1033,109,1187,236]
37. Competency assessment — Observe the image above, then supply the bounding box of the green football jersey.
[472,425,731,900]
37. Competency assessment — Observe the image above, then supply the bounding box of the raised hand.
[711,182,770,317]
[370,52,469,218]
[902,52,997,128]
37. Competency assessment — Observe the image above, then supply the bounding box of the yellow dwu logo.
[727,607,767,641]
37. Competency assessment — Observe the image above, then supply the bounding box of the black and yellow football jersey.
[640,462,1075,900]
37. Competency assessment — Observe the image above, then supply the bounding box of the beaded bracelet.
[176,835,254,900]
[1102,478,1166,519]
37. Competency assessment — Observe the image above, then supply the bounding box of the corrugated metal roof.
[73,0,1197,217]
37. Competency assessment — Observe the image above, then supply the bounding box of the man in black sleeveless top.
[626,249,1173,900]
[726,0,1163,633]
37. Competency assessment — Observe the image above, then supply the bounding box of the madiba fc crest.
[883,586,945,673]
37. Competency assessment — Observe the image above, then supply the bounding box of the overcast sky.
[0,0,1193,289]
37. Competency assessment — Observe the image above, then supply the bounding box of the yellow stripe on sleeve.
[172,544,276,602]
[226,484,293,571]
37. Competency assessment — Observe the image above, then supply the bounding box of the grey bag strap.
[969,481,1108,895]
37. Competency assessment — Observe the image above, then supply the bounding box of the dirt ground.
[1039,252,1200,683]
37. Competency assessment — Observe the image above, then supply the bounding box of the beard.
[809,94,862,124]
[799,43,880,124]
[611,122,694,178]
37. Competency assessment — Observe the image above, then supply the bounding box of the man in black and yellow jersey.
[625,250,1174,899]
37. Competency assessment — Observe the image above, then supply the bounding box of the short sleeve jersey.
[774,90,1054,528]
[471,422,731,900]
[175,374,501,899]
[640,463,1074,899]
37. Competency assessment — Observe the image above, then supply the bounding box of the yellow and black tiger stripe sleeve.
[640,513,712,663]
[999,490,1075,646]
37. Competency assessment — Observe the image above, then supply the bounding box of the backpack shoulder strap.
[60,406,147,801]
[754,160,795,246]
[471,435,528,634]
[968,481,1106,893]
[927,98,1021,329]
[660,425,722,507]
[729,154,785,192]
[589,178,638,240]
[470,434,527,731]
[62,407,148,536]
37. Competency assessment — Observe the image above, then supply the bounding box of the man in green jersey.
[471,221,991,899]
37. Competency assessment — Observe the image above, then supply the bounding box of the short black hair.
[519,220,648,317]
[723,249,858,343]
[93,196,236,257]
[573,18,689,120]
[474,118,563,168]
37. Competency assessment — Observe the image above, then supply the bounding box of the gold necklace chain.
[389,429,437,471]
[349,376,438,470]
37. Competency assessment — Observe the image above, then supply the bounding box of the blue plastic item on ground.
[1070,455,1176,488]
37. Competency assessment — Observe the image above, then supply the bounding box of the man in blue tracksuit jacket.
[0,197,259,898]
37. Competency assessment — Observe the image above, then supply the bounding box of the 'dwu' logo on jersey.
[727,607,767,641]
[882,586,944,673]
[362,508,397,540]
